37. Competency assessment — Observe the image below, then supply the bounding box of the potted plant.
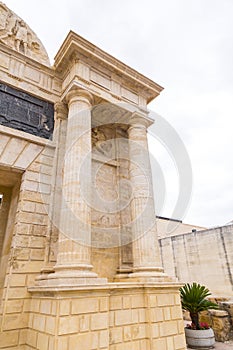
[180,282,218,349]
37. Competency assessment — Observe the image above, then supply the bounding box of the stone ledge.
[0,125,56,148]
[28,281,183,294]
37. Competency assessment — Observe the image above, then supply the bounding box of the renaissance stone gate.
[0,3,186,349]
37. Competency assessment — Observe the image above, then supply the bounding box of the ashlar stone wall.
[26,285,186,350]
[0,127,55,349]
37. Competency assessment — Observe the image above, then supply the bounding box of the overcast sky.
[3,0,233,227]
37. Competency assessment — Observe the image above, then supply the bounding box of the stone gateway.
[0,3,186,349]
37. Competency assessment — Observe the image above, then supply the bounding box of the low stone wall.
[183,299,233,343]
[200,309,231,342]
[219,301,233,340]
[159,224,233,297]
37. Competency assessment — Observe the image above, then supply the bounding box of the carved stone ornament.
[91,127,112,156]
[0,2,50,65]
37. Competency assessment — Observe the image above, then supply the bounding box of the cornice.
[0,43,61,102]
[54,31,164,104]
[0,42,52,73]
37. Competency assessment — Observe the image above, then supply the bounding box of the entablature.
[54,31,163,110]
[0,43,61,103]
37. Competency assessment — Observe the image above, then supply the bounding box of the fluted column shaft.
[128,118,165,280]
[50,88,103,283]
[47,102,68,265]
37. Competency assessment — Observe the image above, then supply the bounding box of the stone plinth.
[27,282,186,350]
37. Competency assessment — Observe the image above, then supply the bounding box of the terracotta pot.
[185,328,215,349]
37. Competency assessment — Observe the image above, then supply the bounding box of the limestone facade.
[0,4,186,349]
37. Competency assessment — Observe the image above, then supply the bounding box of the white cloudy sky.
[4,0,233,227]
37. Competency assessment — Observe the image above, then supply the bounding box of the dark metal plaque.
[0,83,54,139]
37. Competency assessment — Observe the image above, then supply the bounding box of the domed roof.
[0,2,50,66]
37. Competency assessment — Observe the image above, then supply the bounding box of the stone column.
[35,102,68,283]
[128,114,167,281]
[47,102,68,265]
[47,88,106,285]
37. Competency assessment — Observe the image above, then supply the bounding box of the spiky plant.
[180,282,218,329]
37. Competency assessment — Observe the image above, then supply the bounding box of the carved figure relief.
[0,3,8,30]
[14,20,28,54]
[5,12,15,34]
[99,215,110,227]
[92,127,113,157]
[0,2,50,65]
[39,114,50,132]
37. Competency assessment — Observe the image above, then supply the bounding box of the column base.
[114,265,133,281]
[129,267,176,282]
[35,264,107,287]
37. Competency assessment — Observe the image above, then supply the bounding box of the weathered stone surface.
[0,2,50,65]
[26,285,186,350]
[219,301,233,340]
[160,225,233,297]
[200,309,232,342]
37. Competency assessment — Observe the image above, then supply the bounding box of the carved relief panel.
[0,2,50,65]
[91,124,132,267]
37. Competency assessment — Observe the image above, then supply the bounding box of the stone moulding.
[54,31,164,106]
[0,42,61,102]
[28,281,184,293]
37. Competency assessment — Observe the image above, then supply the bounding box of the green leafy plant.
[180,282,218,330]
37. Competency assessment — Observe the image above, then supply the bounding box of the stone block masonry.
[26,284,186,350]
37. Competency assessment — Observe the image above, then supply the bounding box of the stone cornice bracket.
[65,88,94,108]
[128,112,154,131]
[69,51,79,65]
[54,102,68,120]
